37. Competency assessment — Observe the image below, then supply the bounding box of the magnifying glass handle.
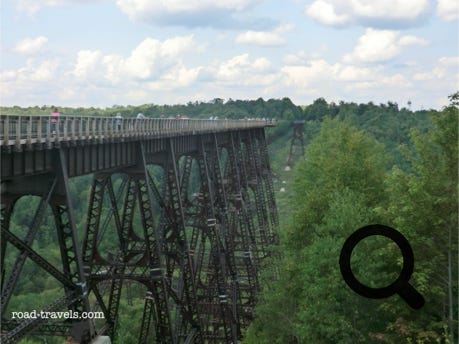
[397,283,425,309]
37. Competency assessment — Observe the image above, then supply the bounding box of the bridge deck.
[0,115,274,151]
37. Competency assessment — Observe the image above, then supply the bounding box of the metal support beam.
[195,137,236,342]
[52,149,95,343]
[164,138,202,341]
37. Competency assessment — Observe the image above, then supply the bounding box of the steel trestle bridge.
[0,115,279,343]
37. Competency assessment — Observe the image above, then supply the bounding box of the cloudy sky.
[1,0,458,109]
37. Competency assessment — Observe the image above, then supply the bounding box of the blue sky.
[1,0,458,109]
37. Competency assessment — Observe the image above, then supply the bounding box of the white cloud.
[235,23,293,46]
[123,35,195,79]
[117,0,257,14]
[305,0,431,27]
[343,29,428,63]
[116,0,260,26]
[350,0,430,19]
[14,36,48,54]
[213,53,273,84]
[146,63,202,91]
[71,36,196,83]
[236,31,285,46]
[281,59,338,88]
[436,0,459,20]
[382,73,412,87]
[17,0,96,14]
[30,60,58,82]
[337,65,381,81]
[102,55,125,84]
[73,50,103,79]
[438,56,459,66]
[413,67,445,80]
[2,35,207,106]
[413,56,458,80]
[398,35,429,46]
[279,58,391,92]
[408,56,458,108]
[122,39,165,79]
[277,51,458,109]
[306,0,349,26]
[2,59,59,83]
[0,59,60,101]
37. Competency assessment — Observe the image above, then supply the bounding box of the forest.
[1,93,458,343]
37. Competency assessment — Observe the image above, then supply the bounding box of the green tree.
[381,96,458,343]
[304,98,331,121]
[245,118,391,343]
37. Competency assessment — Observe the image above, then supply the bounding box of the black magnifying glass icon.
[339,224,425,309]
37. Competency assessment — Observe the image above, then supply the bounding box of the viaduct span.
[0,115,279,343]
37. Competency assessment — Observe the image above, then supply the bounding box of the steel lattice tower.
[286,120,305,168]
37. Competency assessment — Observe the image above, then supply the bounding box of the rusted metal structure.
[0,115,278,343]
[286,120,305,167]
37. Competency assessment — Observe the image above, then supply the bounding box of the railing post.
[46,116,51,147]
[95,117,99,141]
[26,116,32,147]
[106,117,109,141]
[63,116,68,142]
[102,117,107,142]
[78,117,83,141]
[92,117,96,140]
[71,117,76,144]
[37,117,42,144]
[55,116,61,143]
[109,117,114,141]
[98,118,103,143]
[4,116,9,144]
[85,117,89,139]
[15,116,21,149]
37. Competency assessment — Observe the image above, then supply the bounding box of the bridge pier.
[286,120,305,168]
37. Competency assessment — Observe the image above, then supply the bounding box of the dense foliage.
[245,94,458,343]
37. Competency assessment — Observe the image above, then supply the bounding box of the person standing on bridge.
[115,113,123,131]
[50,107,60,134]
[136,112,145,129]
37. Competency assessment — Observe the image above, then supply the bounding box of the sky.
[1,0,458,110]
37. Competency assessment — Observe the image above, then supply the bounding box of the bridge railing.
[0,115,274,148]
